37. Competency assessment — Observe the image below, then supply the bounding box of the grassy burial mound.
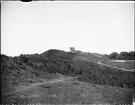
[29,50,135,89]
[1,49,134,93]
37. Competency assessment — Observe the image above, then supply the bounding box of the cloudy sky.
[1,1,134,56]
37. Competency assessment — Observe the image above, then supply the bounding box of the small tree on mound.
[108,52,118,59]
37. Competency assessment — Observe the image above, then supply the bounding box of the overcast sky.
[1,1,134,56]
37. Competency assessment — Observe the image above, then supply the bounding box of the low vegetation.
[1,79,133,104]
[107,51,135,60]
[1,49,134,104]
[1,49,134,90]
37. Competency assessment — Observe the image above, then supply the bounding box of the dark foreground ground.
[1,75,134,105]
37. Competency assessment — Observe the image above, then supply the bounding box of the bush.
[107,51,135,60]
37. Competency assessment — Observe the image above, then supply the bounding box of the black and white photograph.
[1,0,135,104]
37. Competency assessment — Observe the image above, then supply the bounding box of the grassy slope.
[1,77,133,104]
[1,54,57,95]
[73,52,103,62]
[92,52,104,58]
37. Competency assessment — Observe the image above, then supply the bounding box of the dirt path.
[97,61,134,72]
[11,76,78,94]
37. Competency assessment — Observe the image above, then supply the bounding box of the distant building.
[70,47,76,53]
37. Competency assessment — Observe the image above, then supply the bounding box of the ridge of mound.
[41,49,74,60]
[73,51,103,62]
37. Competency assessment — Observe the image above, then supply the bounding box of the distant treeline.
[107,51,135,60]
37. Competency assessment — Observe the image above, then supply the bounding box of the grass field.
[101,60,135,70]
